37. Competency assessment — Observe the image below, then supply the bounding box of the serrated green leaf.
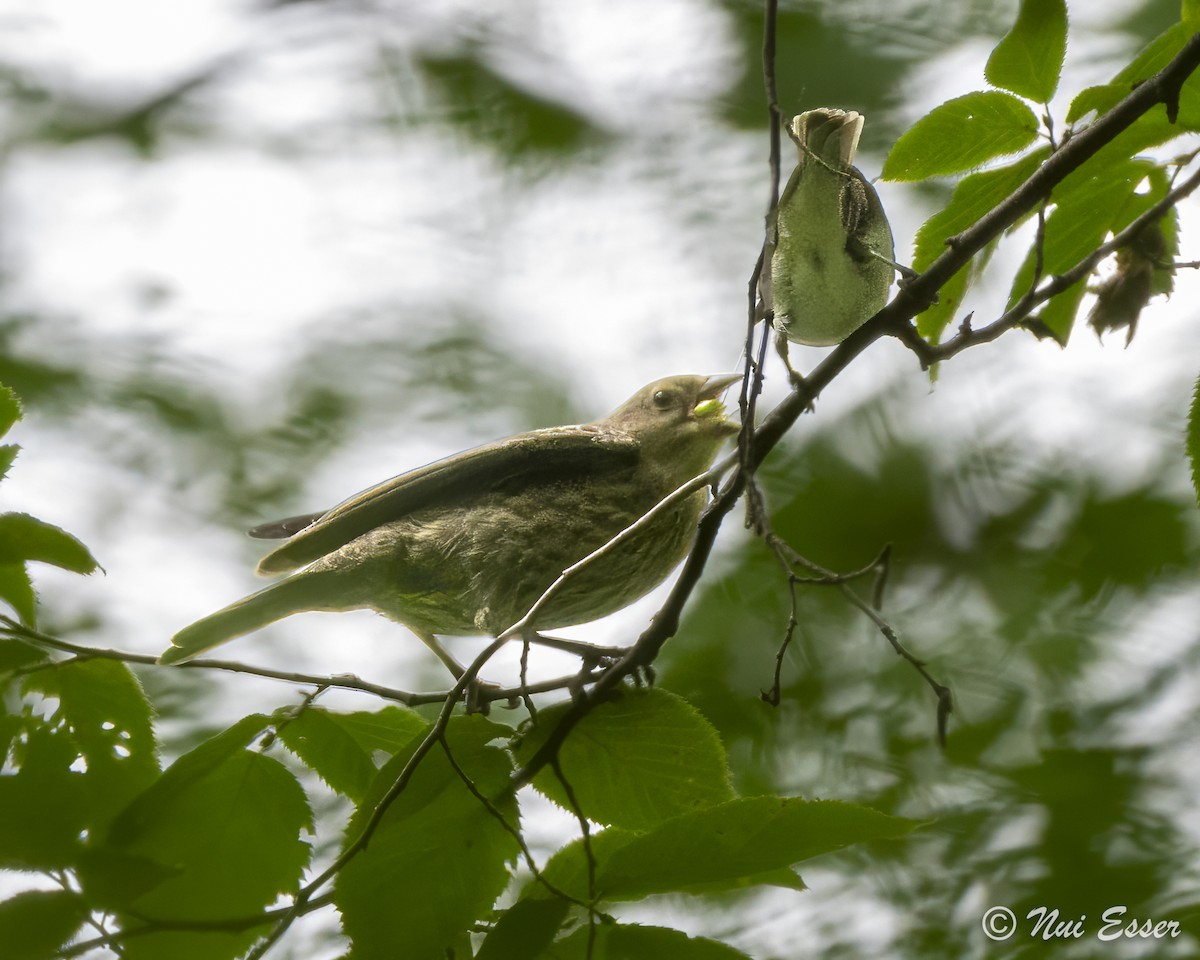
[913,149,1050,269]
[1188,375,1200,508]
[911,148,1049,341]
[0,386,20,441]
[100,713,311,936]
[1111,21,1196,88]
[0,724,91,869]
[0,564,37,626]
[539,797,919,903]
[1068,22,1200,129]
[985,0,1067,103]
[476,897,570,960]
[882,91,1039,181]
[516,688,734,831]
[0,513,99,574]
[23,659,159,831]
[1155,206,1181,299]
[1067,82,1127,124]
[0,890,90,960]
[0,445,18,483]
[336,715,519,960]
[334,704,428,756]
[544,924,754,960]
[276,706,378,801]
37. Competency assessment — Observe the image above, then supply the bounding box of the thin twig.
[0,616,608,708]
[893,161,1200,366]
[550,755,600,955]
[766,536,952,742]
[437,733,586,909]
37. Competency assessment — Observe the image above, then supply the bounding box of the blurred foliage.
[1,0,1199,957]
[413,52,606,157]
[665,395,1200,956]
[0,307,577,529]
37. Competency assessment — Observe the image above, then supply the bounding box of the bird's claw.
[464,678,503,715]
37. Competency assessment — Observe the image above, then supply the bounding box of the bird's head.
[601,373,741,479]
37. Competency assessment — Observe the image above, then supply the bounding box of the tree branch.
[509,27,1200,791]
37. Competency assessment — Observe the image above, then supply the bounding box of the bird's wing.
[249,512,326,539]
[254,425,639,575]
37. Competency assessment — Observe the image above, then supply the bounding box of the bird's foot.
[464,678,507,715]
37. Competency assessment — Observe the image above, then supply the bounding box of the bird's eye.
[652,389,674,410]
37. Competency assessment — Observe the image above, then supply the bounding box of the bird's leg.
[774,328,807,390]
[413,628,498,714]
[413,627,467,678]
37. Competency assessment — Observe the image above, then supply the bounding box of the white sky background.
[2,0,1199,956]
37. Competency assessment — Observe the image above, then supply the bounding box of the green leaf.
[0,724,91,869]
[476,897,570,960]
[984,0,1067,103]
[0,637,46,672]
[544,924,754,959]
[0,890,91,960]
[335,715,520,960]
[1006,159,1152,341]
[98,713,312,954]
[276,706,379,802]
[333,704,429,756]
[1189,375,1200,508]
[539,797,919,903]
[76,846,181,911]
[1033,277,1089,343]
[1105,166,1179,299]
[0,444,18,483]
[1067,82,1127,125]
[1068,22,1200,127]
[911,147,1049,341]
[882,91,1040,181]
[0,385,20,440]
[1110,21,1197,88]
[516,688,735,831]
[0,563,37,626]
[0,513,99,574]
[23,660,159,831]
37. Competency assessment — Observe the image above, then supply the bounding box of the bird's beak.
[698,373,742,399]
[693,373,742,431]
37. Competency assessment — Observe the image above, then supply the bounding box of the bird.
[767,108,895,347]
[160,374,741,671]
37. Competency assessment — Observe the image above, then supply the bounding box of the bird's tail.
[794,108,863,170]
[160,573,344,665]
